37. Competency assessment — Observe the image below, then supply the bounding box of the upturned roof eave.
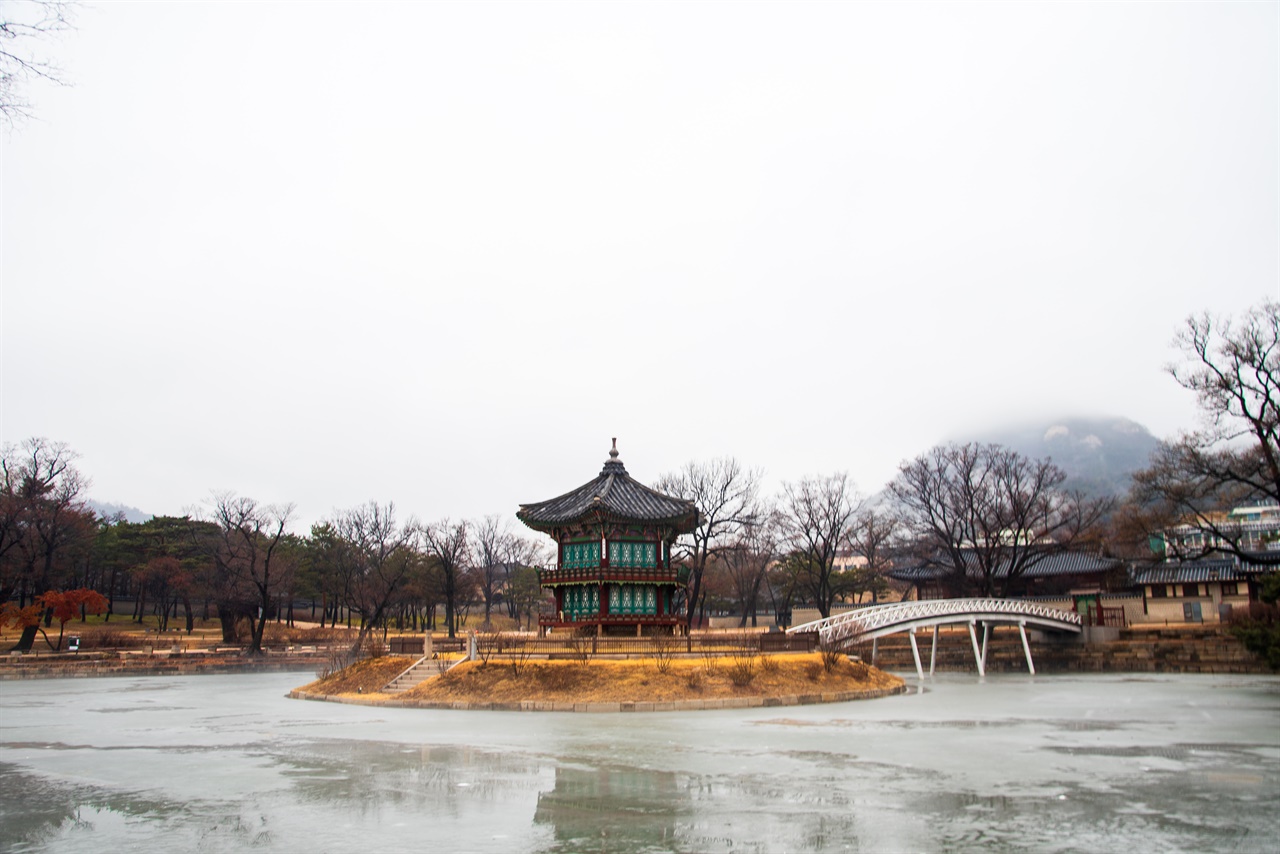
[516,502,700,534]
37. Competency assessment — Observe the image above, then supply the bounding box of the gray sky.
[3,1,1277,530]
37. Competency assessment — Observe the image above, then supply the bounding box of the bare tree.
[777,473,860,618]
[720,511,778,627]
[1,0,76,125]
[422,518,470,638]
[208,492,295,655]
[1132,300,1280,565]
[890,443,1109,597]
[472,514,512,629]
[503,535,548,622]
[329,501,420,653]
[846,504,900,603]
[657,458,762,630]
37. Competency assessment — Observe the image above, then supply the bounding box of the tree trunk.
[12,624,38,652]
[217,606,238,643]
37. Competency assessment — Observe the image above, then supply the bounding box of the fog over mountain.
[958,416,1162,499]
[86,500,152,524]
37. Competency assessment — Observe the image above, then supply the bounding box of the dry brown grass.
[296,655,415,696]
[394,653,902,705]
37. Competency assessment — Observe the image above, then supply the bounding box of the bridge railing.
[789,598,1083,643]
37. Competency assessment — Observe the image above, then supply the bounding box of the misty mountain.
[87,500,153,524]
[959,416,1162,499]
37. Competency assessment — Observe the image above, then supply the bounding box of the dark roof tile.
[518,445,699,533]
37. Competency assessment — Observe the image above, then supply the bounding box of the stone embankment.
[862,626,1269,674]
[0,649,330,680]
[288,684,909,713]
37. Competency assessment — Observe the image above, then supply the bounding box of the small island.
[290,651,906,712]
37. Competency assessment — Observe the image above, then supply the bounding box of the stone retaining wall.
[287,683,910,712]
[860,627,1270,674]
[0,652,328,680]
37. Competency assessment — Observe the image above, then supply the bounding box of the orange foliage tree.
[0,588,110,651]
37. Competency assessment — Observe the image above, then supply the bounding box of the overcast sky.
[2,1,1277,530]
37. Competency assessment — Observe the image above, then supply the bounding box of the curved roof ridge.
[517,442,699,534]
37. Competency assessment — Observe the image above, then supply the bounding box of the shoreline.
[286,683,910,712]
[2,624,1271,680]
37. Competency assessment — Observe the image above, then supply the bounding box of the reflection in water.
[534,764,687,851]
[1,672,1277,853]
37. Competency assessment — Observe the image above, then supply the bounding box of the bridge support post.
[908,629,924,680]
[981,622,991,672]
[929,625,938,676]
[871,637,878,667]
[967,620,985,676]
[1018,620,1036,675]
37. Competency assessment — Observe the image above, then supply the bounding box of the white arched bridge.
[787,598,1084,679]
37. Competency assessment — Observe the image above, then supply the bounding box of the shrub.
[566,632,593,665]
[650,631,678,675]
[726,646,759,687]
[477,631,501,666]
[819,638,844,673]
[83,630,149,650]
[362,632,385,659]
[508,636,532,677]
[699,644,720,676]
[317,648,354,680]
[1229,619,1280,670]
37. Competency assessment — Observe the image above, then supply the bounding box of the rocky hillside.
[962,416,1161,498]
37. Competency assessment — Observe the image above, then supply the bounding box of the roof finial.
[609,438,619,460]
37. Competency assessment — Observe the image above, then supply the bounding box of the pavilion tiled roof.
[517,441,700,534]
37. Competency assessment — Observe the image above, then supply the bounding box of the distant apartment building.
[1160,501,1280,556]
[830,549,868,574]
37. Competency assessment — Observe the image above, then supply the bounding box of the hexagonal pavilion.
[517,441,699,635]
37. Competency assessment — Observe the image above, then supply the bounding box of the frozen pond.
[1,670,1277,852]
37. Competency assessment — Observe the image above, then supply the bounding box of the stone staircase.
[381,656,435,694]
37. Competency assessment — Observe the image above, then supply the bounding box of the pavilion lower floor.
[537,614,685,636]
[540,581,683,636]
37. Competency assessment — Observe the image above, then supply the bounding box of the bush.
[317,648,355,680]
[566,632,593,665]
[82,630,150,650]
[507,636,532,677]
[477,631,502,666]
[1229,619,1280,670]
[650,631,679,675]
[819,638,844,673]
[361,632,385,659]
[699,644,720,676]
[726,646,759,687]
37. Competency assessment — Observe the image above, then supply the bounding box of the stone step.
[382,658,445,693]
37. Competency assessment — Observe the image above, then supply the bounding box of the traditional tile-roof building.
[1132,558,1271,624]
[517,441,699,636]
[889,551,1127,599]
